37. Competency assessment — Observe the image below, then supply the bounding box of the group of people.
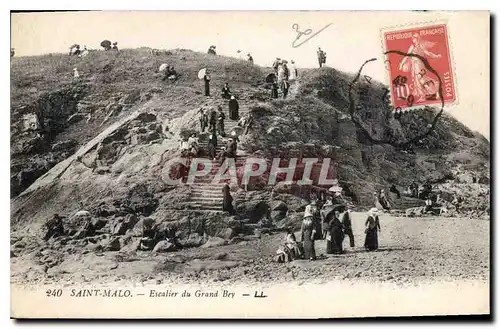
[69,44,89,57]
[276,204,382,263]
[317,47,327,68]
[161,65,179,82]
[374,189,391,211]
[270,58,297,99]
[207,45,217,55]
[414,180,433,200]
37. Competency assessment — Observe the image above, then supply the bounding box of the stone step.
[183,204,223,211]
[187,198,222,204]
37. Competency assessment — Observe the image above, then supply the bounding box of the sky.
[11,11,490,139]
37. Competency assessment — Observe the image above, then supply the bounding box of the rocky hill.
[11,48,490,245]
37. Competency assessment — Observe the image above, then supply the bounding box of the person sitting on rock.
[216,147,227,165]
[79,46,89,58]
[163,66,178,82]
[179,137,190,157]
[390,184,401,199]
[226,138,237,158]
[112,42,119,51]
[284,227,303,260]
[247,53,254,64]
[221,83,231,99]
[207,45,217,55]
[379,189,391,210]
[187,133,199,156]
[139,218,157,251]
[222,182,235,215]
[43,214,66,241]
[424,198,433,214]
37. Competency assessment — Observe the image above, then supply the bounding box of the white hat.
[231,95,235,99]
[368,208,379,215]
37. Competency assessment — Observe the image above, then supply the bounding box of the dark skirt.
[222,195,234,214]
[302,229,316,259]
[326,226,344,254]
[364,228,379,251]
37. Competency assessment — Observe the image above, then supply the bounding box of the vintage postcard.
[10,10,490,319]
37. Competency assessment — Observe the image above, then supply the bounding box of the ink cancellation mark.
[383,24,456,109]
[292,23,332,48]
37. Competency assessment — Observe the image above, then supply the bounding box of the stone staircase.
[184,101,251,212]
[182,80,301,213]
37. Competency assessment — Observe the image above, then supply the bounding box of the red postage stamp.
[383,24,456,109]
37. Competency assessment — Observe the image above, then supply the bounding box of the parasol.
[159,63,169,72]
[197,68,207,79]
[329,185,343,193]
[265,73,276,83]
[100,40,111,49]
[321,203,346,220]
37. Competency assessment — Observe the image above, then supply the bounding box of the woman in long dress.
[228,96,239,120]
[326,210,344,254]
[222,183,235,215]
[364,208,381,251]
[300,205,317,260]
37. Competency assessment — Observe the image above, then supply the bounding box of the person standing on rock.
[271,81,279,99]
[222,182,235,215]
[207,130,217,160]
[217,106,226,137]
[282,80,290,99]
[289,60,298,81]
[198,107,209,132]
[364,208,381,251]
[317,47,326,68]
[204,71,211,96]
[208,107,217,132]
[247,53,254,65]
[228,96,240,120]
[272,58,281,73]
[221,83,231,99]
[300,205,317,261]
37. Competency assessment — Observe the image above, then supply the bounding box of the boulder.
[180,233,204,248]
[405,206,425,217]
[272,201,288,212]
[201,236,226,249]
[120,238,141,253]
[103,237,121,251]
[152,240,177,253]
[217,228,234,240]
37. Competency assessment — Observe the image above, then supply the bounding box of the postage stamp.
[382,24,456,109]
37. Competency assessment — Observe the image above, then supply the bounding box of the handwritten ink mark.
[292,23,333,48]
[242,294,251,297]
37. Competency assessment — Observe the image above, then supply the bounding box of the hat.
[231,95,235,100]
[368,208,379,215]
